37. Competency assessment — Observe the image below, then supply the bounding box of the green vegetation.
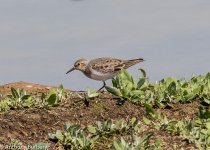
[84,89,99,106]
[49,123,99,150]
[48,106,209,149]
[106,69,210,107]
[0,69,209,149]
[142,105,210,149]
[0,85,65,112]
[113,132,161,150]
[49,118,162,150]
[87,117,139,137]
[105,69,210,149]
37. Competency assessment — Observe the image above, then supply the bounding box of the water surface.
[0,0,210,90]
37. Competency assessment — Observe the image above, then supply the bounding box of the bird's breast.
[84,68,116,81]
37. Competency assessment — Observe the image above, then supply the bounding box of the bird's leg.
[97,81,106,91]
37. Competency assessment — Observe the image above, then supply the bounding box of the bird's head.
[66,59,89,74]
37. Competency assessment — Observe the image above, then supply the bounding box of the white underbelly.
[85,69,117,81]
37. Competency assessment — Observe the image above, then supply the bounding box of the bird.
[66,57,145,91]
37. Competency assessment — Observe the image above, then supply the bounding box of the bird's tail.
[128,58,145,63]
[123,58,145,69]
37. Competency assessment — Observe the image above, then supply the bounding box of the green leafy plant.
[113,132,161,150]
[144,103,156,118]
[87,117,141,138]
[84,89,99,106]
[181,106,210,149]
[56,84,65,102]
[180,119,210,149]
[8,88,33,108]
[0,85,66,112]
[150,107,210,149]
[155,113,183,135]
[0,99,10,112]
[106,69,210,107]
[87,118,129,137]
[49,118,145,150]
[106,69,147,102]
[49,123,98,150]
[44,85,65,106]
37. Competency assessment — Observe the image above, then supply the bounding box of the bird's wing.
[89,57,124,74]
[106,58,144,71]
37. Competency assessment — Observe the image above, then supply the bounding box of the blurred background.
[0,0,209,90]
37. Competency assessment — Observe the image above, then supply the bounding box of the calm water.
[0,0,210,90]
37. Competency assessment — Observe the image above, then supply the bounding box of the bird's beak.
[66,67,75,74]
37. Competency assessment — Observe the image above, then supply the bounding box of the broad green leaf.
[21,95,31,100]
[206,122,210,130]
[198,106,210,119]
[105,86,122,97]
[138,132,153,145]
[139,68,147,78]
[167,81,176,95]
[129,90,143,97]
[11,88,19,98]
[22,98,33,107]
[121,88,129,98]
[131,117,137,126]
[122,69,133,82]
[164,77,177,87]
[112,78,118,87]
[184,93,195,102]
[87,89,99,98]
[137,78,146,89]
[192,87,200,95]
[56,130,64,141]
[203,98,210,104]
[47,93,57,105]
[143,117,151,125]
[87,126,96,134]
[144,103,156,118]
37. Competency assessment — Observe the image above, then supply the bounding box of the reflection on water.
[0,0,209,90]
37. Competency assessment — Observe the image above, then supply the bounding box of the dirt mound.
[0,82,199,149]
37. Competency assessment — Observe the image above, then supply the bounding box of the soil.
[0,82,200,150]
